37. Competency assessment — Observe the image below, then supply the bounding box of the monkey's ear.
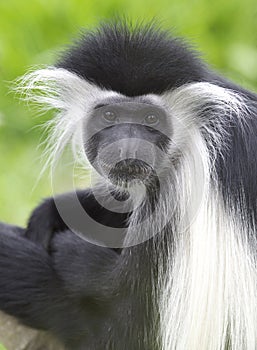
[13,67,112,170]
[162,82,247,120]
[14,67,101,112]
[13,67,96,169]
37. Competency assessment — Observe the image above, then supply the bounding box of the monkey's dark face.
[84,99,171,186]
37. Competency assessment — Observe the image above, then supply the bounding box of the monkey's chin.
[98,159,155,188]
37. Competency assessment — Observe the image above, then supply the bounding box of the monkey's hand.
[25,187,128,251]
[24,188,104,251]
[25,196,68,251]
[25,188,101,250]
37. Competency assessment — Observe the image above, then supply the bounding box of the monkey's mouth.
[102,159,154,185]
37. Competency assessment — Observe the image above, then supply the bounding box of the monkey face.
[83,99,171,186]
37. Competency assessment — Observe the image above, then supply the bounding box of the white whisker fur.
[15,67,122,172]
[159,84,257,350]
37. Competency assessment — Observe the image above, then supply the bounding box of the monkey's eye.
[144,114,159,125]
[103,111,117,123]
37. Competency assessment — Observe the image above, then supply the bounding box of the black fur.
[0,220,159,349]
[215,103,257,230]
[25,189,130,250]
[0,223,127,349]
[57,21,210,96]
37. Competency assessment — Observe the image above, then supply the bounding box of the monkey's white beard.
[160,193,257,350]
[158,132,257,350]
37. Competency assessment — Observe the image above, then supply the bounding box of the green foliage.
[0,0,257,225]
[0,344,7,350]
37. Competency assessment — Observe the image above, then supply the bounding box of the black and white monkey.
[0,21,257,350]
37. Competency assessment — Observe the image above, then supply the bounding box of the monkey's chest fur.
[62,242,161,350]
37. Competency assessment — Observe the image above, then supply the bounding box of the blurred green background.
[0,0,257,227]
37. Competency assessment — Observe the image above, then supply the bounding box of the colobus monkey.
[0,21,256,350]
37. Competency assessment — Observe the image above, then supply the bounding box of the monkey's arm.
[25,189,94,250]
[25,188,129,250]
[0,223,63,330]
[0,223,118,344]
[25,194,68,250]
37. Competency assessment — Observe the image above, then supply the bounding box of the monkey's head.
[20,20,233,191]
[55,21,208,188]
